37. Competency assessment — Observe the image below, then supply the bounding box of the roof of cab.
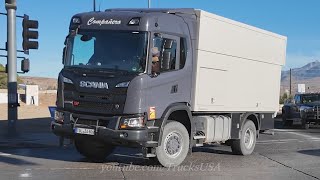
[105,8,196,15]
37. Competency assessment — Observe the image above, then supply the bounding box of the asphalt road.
[0,121,320,180]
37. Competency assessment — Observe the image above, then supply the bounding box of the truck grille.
[75,119,110,128]
[63,87,127,115]
[76,101,123,113]
[306,106,320,119]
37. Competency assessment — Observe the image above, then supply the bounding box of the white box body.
[192,10,287,113]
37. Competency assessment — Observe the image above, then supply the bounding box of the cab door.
[145,33,189,120]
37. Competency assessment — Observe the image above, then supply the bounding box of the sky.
[0,0,319,78]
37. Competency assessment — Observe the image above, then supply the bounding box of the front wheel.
[231,120,257,155]
[156,121,189,167]
[282,111,293,127]
[75,138,115,162]
[301,119,310,129]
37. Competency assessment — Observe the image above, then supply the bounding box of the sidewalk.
[0,117,61,148]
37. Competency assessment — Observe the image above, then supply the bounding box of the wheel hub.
[164,132,183,158]
[244,128,254,149]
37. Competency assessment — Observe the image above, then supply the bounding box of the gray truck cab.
[53,9,197,166]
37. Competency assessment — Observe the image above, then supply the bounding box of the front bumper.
[51,112,160,147]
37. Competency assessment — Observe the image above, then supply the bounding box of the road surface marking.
[112,153,142,159]
[0,153,12,156]
[19,172,32,178]
[274,129,320,139]
[286,131,320,140]
[257,138,320,144]
[257,139,299,143]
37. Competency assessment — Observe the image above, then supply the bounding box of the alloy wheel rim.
[164,131,183,158]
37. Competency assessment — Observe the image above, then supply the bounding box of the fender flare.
[240,113,261,138]
[240,113,260,130]
[157,103,193,146]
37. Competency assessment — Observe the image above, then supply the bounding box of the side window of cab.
[151,33,181,75]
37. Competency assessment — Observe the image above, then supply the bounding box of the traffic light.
[22,14,39,54]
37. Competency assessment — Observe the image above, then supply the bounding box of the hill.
[20,76,57,90]
[281,61,320,94]
[0,64,23,89]
[0,63,57,90]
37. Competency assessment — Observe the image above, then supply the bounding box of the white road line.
[257,139,299,143]
[32,167,96,171]
[0,153,12,156]
[257,137,320,144]
[257,141,288,144]
[271,129,320,140]
[286,131,320,140]
[112,153,141,159]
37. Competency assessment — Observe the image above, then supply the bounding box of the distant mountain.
[282,61,320,81]
[281,61,320,94]
[0,63,57,90]
[20,76,57,90]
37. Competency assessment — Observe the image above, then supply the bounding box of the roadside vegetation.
[0,64,23,89]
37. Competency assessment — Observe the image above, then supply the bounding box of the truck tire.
[156,121,189,167]
[75,138,114,162]
[282,111,293,127]
[301,119,310,129]
[231,120,256,155]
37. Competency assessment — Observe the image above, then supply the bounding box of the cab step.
[145,141,158,147]
[193,135,206,140]
[146,153,156,158]
[147,126,159,132]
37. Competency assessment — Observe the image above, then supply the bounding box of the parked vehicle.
[51,8,287,167]
[282,93,320,129]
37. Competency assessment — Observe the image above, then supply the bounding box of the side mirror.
[164,39,174,49]
[62,47,66,64]
[21,58,30,73]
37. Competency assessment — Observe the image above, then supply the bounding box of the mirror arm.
[150,72,160,78]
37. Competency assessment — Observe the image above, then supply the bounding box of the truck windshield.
[301,94,320,103]
[65,30,148,73]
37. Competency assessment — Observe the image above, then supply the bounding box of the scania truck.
[52,8,287,167]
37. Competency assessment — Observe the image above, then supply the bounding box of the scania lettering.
[79,81,109,89]
[52,8,287,167]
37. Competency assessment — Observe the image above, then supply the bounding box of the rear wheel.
[231,120,256,155]
[75,138,115,162]
[156,121,189,167]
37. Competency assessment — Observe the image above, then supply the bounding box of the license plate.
[74,128,95,135]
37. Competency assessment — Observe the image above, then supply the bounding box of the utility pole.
[148,0,151,8]
[5,0,18,136]
[289,68,292,97]
[93,0,96,11]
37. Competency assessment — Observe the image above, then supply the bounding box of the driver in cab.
[151,47,160,75]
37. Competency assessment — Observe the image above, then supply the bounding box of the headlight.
[119,116,145,129]
[63,76,73,84]
[54,111,64,123]
[115,81,130,88]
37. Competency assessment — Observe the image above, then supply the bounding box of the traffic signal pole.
[5,0,18,136]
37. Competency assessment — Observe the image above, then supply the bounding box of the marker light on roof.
[72,17,81,24]
[128,18,140,26]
